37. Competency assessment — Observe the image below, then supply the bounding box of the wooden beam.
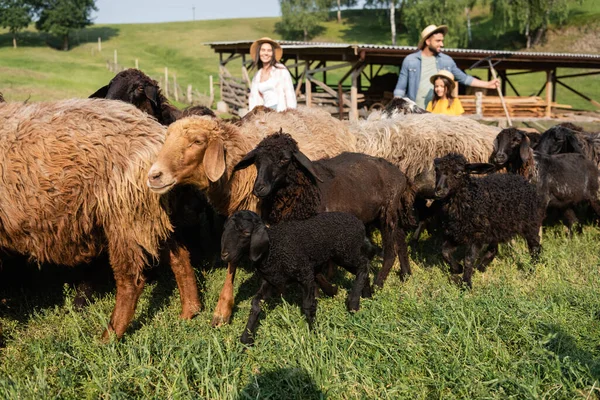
[545,70,553,118]
[505,69,537,76]
[503,73,520,96]
[308,77,351,106]
[350,62,366,121]
[305,60,312,107]
[555,70,600,79]
[556,79,600,109]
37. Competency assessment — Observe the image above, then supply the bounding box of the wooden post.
[350,66,359,121]
[545,70,553,118]
[173,73,179,102]
[164,67,169,99]
[305,61,312,107]
[475,91,483,116]
[98,37,101,52]
[209,75,214,107]
[135,59,139,69]
[187,84,193,103]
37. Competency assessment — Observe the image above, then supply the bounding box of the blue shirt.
[393,50,475,100]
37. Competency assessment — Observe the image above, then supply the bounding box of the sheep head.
[434,153,495,199]
[221,210,269,263]
[490,128,533,168]
[148,116,229,194]
[536,125,584,156]
[233,131,322,198]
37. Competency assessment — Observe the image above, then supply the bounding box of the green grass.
[2,224,600,398]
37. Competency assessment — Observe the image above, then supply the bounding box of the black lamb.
[535,123,600,171]
[491,127,600,235]
[233,132,415,288]
[221,210,374,345]
[434,153,543,288]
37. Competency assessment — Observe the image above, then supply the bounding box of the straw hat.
[250,37,283,62]
[418,24,448,49]
[430,70,456,91]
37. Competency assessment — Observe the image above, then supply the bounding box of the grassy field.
[0,1,599,110]
[1,224,600,398]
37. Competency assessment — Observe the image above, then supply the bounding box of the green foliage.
[276,0,330,40]
[0,0,32,40]
[402,0,469,48]
[34,0,97,50]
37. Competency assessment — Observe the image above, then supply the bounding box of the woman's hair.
[252,42,279,70]
[431,76,455,109]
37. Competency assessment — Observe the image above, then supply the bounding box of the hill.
[0,0,598,110]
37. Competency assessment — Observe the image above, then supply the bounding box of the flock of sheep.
[0,68,598,345]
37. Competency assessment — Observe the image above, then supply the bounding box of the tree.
[0,0,33,48]
[490,0,572,48]
[34,0,97,51]
[327,0,358,24]
[276,0,330,41]
[363,0,406,46]
[402,0,468,48]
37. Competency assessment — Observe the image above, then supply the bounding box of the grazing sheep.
[380,97,428,118]
[234,132,415,287]
[221,211,374,345]
[90,68,216,125]
[0,98,201,340]
[147,110,356,326]
[434,153,543,288]
[491,127,600,234]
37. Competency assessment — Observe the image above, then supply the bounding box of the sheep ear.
[519,135,531,163]
[144,85,159,106]
[293,150,323,183]
[465,163,496,175]
[233,149,257,172]
[203,139,226,182]
[566,134,583,153]
[250,225,269,262]
[492,137,498,151]
[89,85,109,98]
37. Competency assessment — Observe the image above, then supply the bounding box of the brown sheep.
[147,108,356,326]
[0,98,200,340]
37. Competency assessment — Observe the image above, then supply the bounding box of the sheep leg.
[373,226,399,288]
[240,279,273,346]
[396,228,411,280]
[301,281,317,329]
[168,241,201,319]
[442,240,463,274]
[315,272,338,297]
[477,242,498,272]
[526,234,541,263]
[462,243,485,289]
[212,262,237,327]
[346,258,370,312]
[562,208,581,237]
[101,270,146,341]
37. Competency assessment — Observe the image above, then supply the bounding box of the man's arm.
[393,62,409,97]
[447,57,499,90]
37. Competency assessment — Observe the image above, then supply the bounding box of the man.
[393,24,499,109]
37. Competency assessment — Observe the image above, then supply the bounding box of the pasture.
[1,224,600,398]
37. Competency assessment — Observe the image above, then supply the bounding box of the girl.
[426,70,464,116]
[248,37,297,112]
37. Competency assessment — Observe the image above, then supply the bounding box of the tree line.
[276,0,576,49]
[0,0,96,50]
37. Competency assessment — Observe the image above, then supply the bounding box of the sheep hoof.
[240,334,254,346]
[346,300,360,312]
[211,315,231,327]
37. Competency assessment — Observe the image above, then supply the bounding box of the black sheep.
[233,132,415,287]
[221,211,374,345]
[535,123,600,171]
[90,68,215,126]
[491,127,600,235]
[434,153,543,288]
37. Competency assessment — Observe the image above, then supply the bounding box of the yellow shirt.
[426,98,465,116]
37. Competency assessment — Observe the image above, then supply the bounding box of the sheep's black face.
[252,149,294,198]
[434,154,467,199]
[536,126,581,156]
[221,211,264,263]
[492,128,526,167]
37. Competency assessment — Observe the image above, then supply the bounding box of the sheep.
[434,153,543,288]
[380,97,428,118]
[491,127,600,235]
[221,210,374,345]
[90,68,216,126]
[0,98,201,340]
[147,110,356,326]
[233,132,415,288]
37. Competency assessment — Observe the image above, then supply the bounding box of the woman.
[426,70,464,116]
[248,37,297,112]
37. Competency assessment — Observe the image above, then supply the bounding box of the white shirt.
[257,77,278,108]
[249,64,297,112]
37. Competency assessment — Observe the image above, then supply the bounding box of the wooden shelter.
[207,40,600,120]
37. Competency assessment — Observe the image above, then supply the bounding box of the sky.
[92,0,282,24]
